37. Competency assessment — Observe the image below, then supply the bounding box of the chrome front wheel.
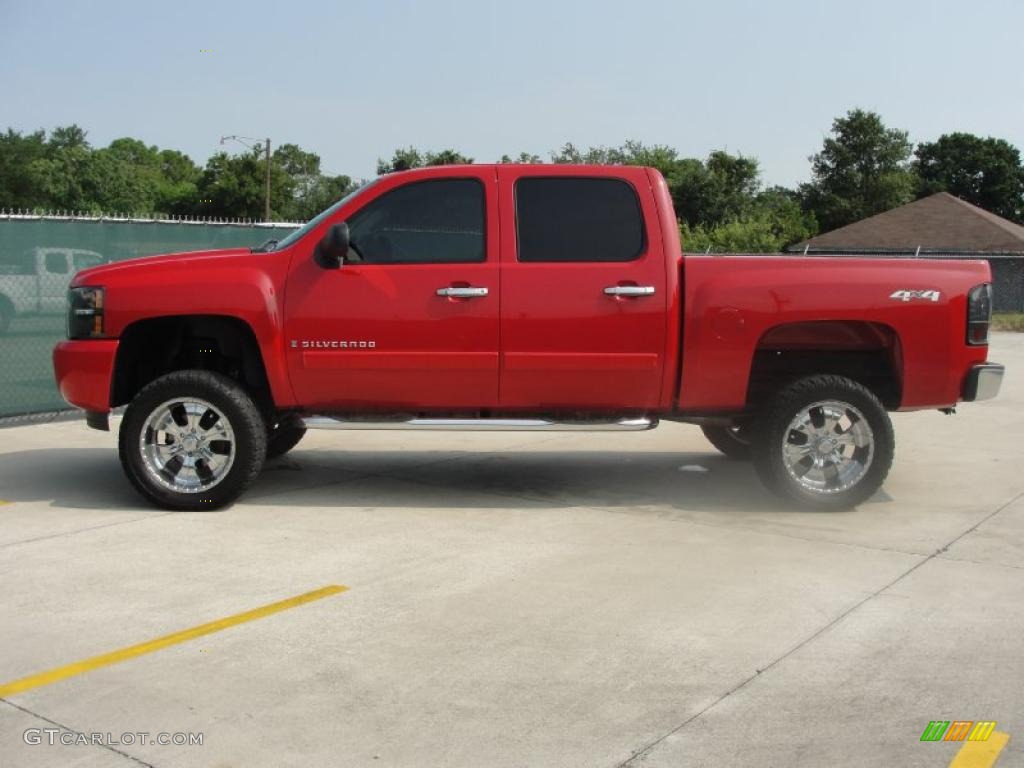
[119,371,267,510]
[141,398,236,493]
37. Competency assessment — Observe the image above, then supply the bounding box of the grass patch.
[993,313,1024,332]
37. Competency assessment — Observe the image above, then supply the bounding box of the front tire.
[752,375,894,510]
[119,370,267,510]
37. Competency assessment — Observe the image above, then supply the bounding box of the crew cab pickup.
[52,165,1004,510]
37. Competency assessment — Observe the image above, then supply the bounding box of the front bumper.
[962,363,1004,402]
[52,339,119,413]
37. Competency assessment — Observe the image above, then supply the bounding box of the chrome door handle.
[436,286,488,298]
[604,285,655,297]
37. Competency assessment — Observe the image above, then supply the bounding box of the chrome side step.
[301,416,658,432]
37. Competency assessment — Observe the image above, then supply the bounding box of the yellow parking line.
[0,500,11,506]
[0,585,348,698]
[949,731,1011,768]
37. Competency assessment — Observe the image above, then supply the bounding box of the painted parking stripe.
[0,585,348,698]
[949,731,1010,768]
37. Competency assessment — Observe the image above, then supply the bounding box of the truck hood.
[71,247,256,287]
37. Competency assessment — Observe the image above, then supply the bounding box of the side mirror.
[315,222,350,269]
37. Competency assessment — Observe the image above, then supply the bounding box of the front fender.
[82,251,297,407]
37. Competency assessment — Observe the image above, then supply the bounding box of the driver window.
[347,178,484,264]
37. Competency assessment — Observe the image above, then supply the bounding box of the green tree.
[27,124,95,212]
[273,143,321,219]
[294,173,357,219]
[195,149,278,219]
[681,214,783,253]
[377,147,423,174]
[0,128,49,209]
[154,149,201,214]
[914,133,1024,222]
[271,143,356,220]
[754,186,818,247]
[425,149,473,165]
[499,152,542,163]
[680,187,816,253]
[377,147,473,173]
[800,109,915,232]
[672,151,761,228]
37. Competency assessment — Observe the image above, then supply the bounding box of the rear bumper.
[962,363,1004,402]
[52,339,119,413]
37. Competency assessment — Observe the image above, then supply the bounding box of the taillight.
[966,283,992,346]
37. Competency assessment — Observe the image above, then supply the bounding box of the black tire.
[266,423,307,459]
[751,375,894,511]
[701,424,753,460]
[118,370,267,510]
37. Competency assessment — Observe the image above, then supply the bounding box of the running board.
[301,416,658,432]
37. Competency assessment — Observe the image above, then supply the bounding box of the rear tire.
[266,423,306,459]
[118,370,267,510]
[751,375,894,510]
[701,424,753,460]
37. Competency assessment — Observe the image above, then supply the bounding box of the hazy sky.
[2,0,1022,188]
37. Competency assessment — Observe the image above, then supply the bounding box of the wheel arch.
[111,315,275,416]
[747,320,903,410]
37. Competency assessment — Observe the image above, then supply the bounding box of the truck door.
[497,167,667,410]
[284,168,500,410]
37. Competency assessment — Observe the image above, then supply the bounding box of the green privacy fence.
[0,214,301,419]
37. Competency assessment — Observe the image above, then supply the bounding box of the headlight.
[67,286,105,339]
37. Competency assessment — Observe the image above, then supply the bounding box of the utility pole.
[264,138,271,223]
[220,135,272,221]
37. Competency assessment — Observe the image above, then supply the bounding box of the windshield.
[269,179,380,252]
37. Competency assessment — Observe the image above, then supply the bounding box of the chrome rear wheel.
[752,375,893,510]
[781,400,874,495]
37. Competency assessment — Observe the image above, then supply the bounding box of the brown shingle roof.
[793,193,1024,253]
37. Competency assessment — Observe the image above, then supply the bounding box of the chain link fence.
[0,213,300,419]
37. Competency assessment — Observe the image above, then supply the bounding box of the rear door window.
[515,177,645,262]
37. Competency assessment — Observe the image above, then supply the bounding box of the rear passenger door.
[497,167,667,410]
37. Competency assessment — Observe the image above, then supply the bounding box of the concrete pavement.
[0,334,1021,767]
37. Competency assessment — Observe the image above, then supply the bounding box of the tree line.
[2,109,1023,252]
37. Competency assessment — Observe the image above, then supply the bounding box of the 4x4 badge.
[890,289,941,302]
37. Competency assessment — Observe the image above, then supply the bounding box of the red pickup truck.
[53,164,1004,511]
